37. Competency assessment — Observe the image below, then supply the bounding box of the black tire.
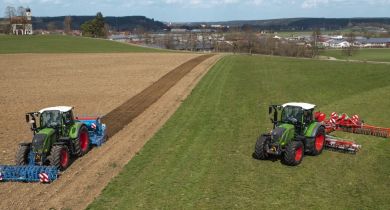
[253,135,269,160]
[103,134,108,143]
[49,145,70,171]
[15,144,30,165]
[309,126,325,156]
[74,125,90,157]
[282,141,304,166]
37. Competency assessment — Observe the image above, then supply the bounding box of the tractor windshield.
[40,110,61,128]
[281,106,303,124]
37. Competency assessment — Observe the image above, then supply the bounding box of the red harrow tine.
[324,111,390,138]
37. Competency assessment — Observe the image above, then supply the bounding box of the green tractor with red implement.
[253,102,326,166]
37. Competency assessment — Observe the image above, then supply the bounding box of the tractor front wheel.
[50,145,70,171]
[15,144,30,165]
[253,135,269,160]
[74,125,90,157]
[282,141,304,166]
[310,127,325,156]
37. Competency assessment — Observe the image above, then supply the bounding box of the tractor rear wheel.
[253,135,269,160]
[282,141,304,166]
[50,145,70,171]
[74,125,90,157]
[15,144,30,165]
[309,127,325,156]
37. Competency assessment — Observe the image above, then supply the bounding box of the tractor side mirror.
[269,106,273,114]
[25,114,29,123]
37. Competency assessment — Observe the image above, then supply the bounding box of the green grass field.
[321,48,390,62]
[89,55,390,209]
[0,35,162,53]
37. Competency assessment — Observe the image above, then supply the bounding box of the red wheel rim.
[80,131,89,152]
[60,148,69,168]
[295,146,303,161]
[315,134,325,151]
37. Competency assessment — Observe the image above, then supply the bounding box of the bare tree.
[311,28,321,58]
[64,16,72,34]
[17,6,25,16]
[47,21,57,32]
[243,27,257,54]
[103,23,110,38]
[5,6,16,19]
[164,33,175,49]
[4,6,16,34]
[342,31,358,57]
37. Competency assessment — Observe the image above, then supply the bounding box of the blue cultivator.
[0,106,107,183]
[0,165,57,182]
[76,117,107,146]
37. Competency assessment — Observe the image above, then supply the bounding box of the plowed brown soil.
[0,53,222,210]
[0,53,197,163]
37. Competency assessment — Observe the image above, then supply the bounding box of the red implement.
[319,112,390,138]
[325,135,361,153]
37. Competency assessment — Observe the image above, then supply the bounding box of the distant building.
[362,38,390,48]
[326,40,350,48]
[170,28,188,33]
[11,8,33,35]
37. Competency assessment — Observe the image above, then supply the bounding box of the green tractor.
[16,106,91,171]
[253,102,325,166]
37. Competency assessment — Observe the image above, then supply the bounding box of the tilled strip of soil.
[102,54,214,137]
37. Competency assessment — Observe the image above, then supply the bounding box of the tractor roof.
[39,106,73,113]
[282,102,316,110]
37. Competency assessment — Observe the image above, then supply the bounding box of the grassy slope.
[320,48,390,62]
[0,35,162,53]
[89,55,390,210]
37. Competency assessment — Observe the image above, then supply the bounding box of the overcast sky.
[2,0,390,22]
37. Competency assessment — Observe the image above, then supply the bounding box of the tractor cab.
[280,103,316,135]
[269,103,316,134]
[39,106,74,128]
[26,106,75,134]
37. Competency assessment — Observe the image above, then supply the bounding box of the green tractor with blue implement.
[253,102,325,166]
[0,106,107,183]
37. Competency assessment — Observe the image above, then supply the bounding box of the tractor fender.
[69,122,85,139]
[304,122,324,138]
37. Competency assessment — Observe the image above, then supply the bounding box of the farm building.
[326,40,351,48]
[362,38,390,48]
[11,8,33,35]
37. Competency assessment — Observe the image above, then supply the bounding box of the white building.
[11,8,33,35]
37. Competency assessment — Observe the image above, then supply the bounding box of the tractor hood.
[32,128,54,153]
[271,124,295,146]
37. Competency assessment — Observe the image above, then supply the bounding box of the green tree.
[81,12,107,38]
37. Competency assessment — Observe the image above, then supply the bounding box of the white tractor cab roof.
[282,102,316,110]
[39,106,73,113]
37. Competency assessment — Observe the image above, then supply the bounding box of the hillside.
[184,17,390,30]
